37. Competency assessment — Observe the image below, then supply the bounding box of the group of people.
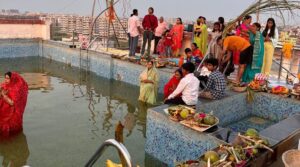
[217,16,278,84]
[127,7,187,57]
[138,57,226,106]
[137,12,279,106]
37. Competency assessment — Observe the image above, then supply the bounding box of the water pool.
[0,57,163,166]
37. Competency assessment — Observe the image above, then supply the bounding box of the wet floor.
[0,57,163,167]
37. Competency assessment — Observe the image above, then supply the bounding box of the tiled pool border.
[0,39,172,93]
[146,93,300,166]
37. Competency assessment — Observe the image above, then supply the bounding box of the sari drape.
[242,32,264,82]
[170,24,184,51]
[0,72,28,136]
[194,24,208,55]
[138,67,159,105]
[163,76,180,99]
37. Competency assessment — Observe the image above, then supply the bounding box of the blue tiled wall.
[0,39,172,92]
[146,93,300,165]
[40,40,172,92]
[251,93,300,122]
[0,39,39,58]
[197,93,251,126]
[145,105,224,166]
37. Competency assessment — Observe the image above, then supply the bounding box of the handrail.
[275,50,297,81]
[85,139,132,167]
[86,36,99,50]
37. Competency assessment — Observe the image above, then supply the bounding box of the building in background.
[0,15,50,39]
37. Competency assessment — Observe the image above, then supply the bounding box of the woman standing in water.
[0,72,28,136]
[261,18,279,76]
[138,61,159,105]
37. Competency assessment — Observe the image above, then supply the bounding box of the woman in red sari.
[164,69,183,99]
[170,18,184,57]
[0,72,28,136]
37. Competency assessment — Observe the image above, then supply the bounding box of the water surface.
[0,57,163,167]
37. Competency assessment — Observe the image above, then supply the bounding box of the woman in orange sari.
[170,18,184,57]
[0,72,28,136]
[164,69,183,99]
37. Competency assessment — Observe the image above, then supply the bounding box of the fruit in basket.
[262,139,269,146]
[203,115,216,125]
[203,151,220,163]
[194,113,206,122]
[245,128,259,138]
[180,109,190,119]
[252,148,258,155]
[249,80,260,90]
[272,86,289,94]
[228,154,235,162]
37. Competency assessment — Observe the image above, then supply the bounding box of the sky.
[0,0,299,25]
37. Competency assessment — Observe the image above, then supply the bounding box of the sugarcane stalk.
[238,133,274,152]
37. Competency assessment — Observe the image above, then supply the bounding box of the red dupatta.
[0,72,28,136]
[164,76,181,99]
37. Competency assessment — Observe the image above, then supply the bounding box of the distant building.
[0,15,50,39]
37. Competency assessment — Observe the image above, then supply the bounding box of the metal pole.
[89,0,97,42]
[72,30,75,47]
[278,51,283,80]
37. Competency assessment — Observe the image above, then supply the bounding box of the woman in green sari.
[194,16,208,55]
[242,23,264,83]
[138,61,159,105]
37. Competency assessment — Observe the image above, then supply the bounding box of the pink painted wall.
[0,23,50,39]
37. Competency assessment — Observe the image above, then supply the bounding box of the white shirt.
[200,66,211,76]
[168,73,200,105]
[267,28,279,47]
[128,15,141,37]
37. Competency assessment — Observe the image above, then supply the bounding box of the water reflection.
[0,132,30,167]
[123,104,136,137]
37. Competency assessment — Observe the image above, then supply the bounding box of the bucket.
[282,149,300,167]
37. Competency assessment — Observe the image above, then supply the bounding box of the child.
[197,60,211,89]
[199,58,226,99]
[191,43,203,64]
[156,30,172,57]
[184,48,193,63]
[164,30,173,57]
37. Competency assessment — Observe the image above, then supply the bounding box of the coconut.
[203,151,220,163]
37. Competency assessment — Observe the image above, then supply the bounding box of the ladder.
[85,139,133,167]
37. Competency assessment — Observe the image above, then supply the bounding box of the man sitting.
[165,62,199,105]
[199,58,226,100]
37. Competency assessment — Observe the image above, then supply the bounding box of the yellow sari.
[138,67,159,105]
[194,24,208,55]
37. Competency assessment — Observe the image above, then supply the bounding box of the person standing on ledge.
[261,18,279,76]
[141,7,158,57]
[165,62,199,105]
[154,16,168,54]
[128,9,142,57]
